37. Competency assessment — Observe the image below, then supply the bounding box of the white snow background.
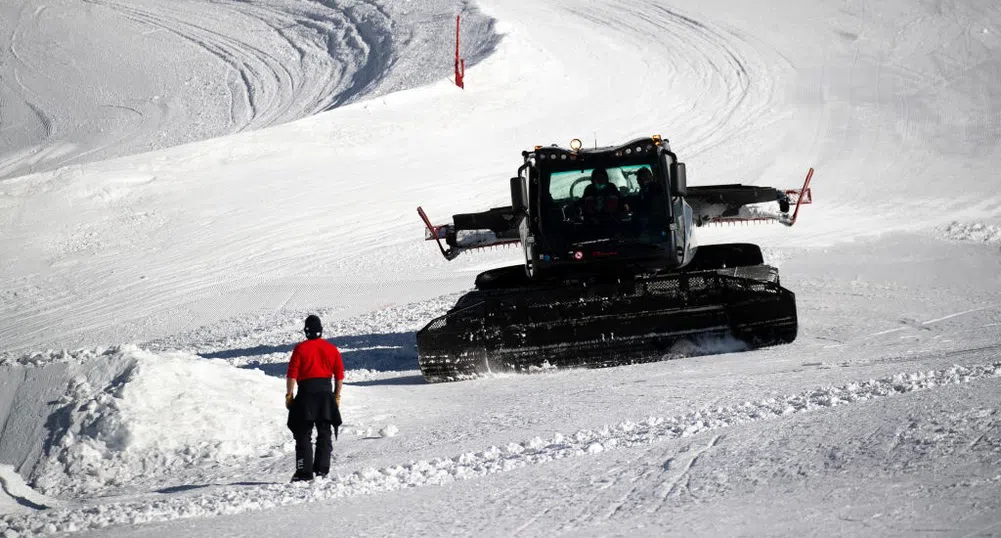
[2,0,1001,536]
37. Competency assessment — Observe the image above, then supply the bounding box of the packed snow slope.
[3,0,999,354]
[2,0,1001,536]
[0,0,498,179]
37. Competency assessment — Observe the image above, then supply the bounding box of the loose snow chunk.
[586,442,604,454]
[527,360,556,372]
[480,446,502,460]
[504,442,525,455]
[523,437,546,450]
[683,421,707,436]
[379,425,399,438]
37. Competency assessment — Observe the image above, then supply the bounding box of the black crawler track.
[416,266,797,382]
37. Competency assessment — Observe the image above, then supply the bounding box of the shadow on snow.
[155,481,274,494]
[202,332,421,377]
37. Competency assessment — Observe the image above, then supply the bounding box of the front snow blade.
[415,269,797,382]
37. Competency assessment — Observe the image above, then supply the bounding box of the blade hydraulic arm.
[688,168,814,226]
[417,206,522,260]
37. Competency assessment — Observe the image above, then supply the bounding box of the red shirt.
[286,339,345,381]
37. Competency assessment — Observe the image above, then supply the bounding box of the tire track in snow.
[647,4,787,157]
[81,0,394,132]
[0,0,422,180]
[4,360,1000,535]
[8,3,54,139]
[648,433,724,514]
[82,0,280,131]
[320,0,395,109]
[576,1,789,158]
[598,449,658,523]
[0,3,55,178]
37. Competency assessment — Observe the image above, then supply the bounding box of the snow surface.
[0,0,498,179]
[2,0,1001,535]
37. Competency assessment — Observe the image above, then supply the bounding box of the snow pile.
[940,221,1001,244]
[6,360,999,535]
[455,230,505,248]
[31,346,286,496]
[736,203,787,222]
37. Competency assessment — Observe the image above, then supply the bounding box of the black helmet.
[304,315,323,339]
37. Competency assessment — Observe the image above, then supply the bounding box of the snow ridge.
[0,346,140,369]
[5,360,999,536]
[941,221,1001,245]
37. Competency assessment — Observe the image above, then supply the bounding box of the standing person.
[285,314,343,482]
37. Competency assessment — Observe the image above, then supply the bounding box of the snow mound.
[31,346,286,496]
[940,221,1001,244]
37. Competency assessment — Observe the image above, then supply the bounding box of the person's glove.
[285,392,294,410]
[335,393,341,408]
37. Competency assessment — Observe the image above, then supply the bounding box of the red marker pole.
[454,15,465,89]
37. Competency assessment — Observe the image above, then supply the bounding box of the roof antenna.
[593,131,597,149]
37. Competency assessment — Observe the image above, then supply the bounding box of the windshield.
[548,164,651,202]
[541,163,670,246]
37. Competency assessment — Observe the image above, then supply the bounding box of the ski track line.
[643,2,784,158]
[9,0,376,174]
[922,305,1001,326]
[648,433,723,515]
[865,304,1001,338]
[577,2,758,157]
[3,361,1000,535]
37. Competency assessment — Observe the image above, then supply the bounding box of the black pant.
[291,420,333,476]
[287,378,341,478]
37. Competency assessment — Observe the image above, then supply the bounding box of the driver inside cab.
[582,168,620,216]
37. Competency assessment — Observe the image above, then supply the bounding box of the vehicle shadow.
[219,332,421,377]
[349,375,426,386]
